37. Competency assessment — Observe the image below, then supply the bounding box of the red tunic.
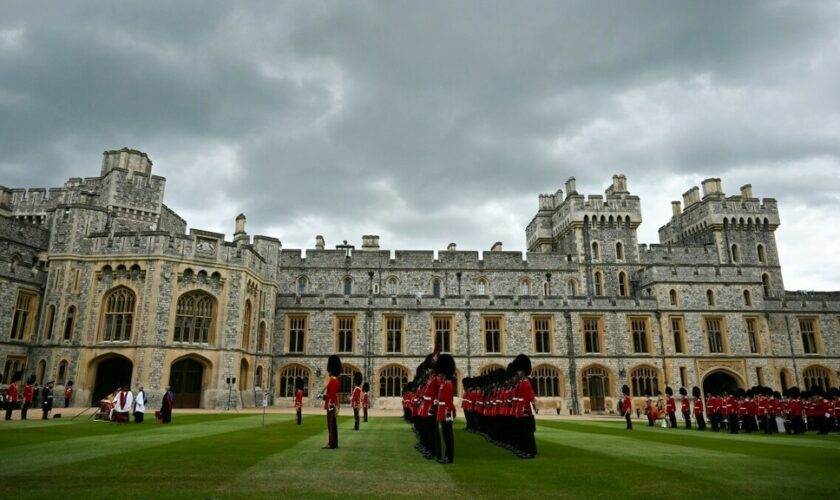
[622,395,632,414]
[351,386,362,409]
[323,376,339,410]
[8,383,18,402]
[516,378,536,418]
[681,398,689,413]
[362,392,369,409]
[436,380,456,422]
[421,377,439,417]
[666,397,676,413]
[693,398,704,416]
[23,384,33,403]
[294,389,303,407]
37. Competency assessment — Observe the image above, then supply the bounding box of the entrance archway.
[169,358,205,408]
[92,356,133,404]
[702,370,742,396]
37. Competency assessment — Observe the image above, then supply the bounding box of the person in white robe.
[133,386,147,423]
[112,386,133,423]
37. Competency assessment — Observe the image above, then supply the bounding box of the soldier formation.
[2,375,55,421]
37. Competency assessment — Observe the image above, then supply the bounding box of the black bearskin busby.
[513,354,532,376]
[666,386,673,396]
[295,377,304,391]
[327,355,342,377]
[353,371,363,386]
[362,382,370,392]
[679,387,687,397]
[692,386,701,398]
[622,384,630,396]
[436,353,456,379]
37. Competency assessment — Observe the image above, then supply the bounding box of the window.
[679,367,687,388]
[591,242,600,260]
[242,300,252,349]
[379,364,409,397]
[520,280,531,296]
[762,274,771,298]
[746,318,759,353]
[669,289,678,306]
[433,316,453,352]
[63,306,76,341]
[385,316,404,353]
[594,271,603,296]
[803,366,832,392]
[615,242,624,260]
[799,318,819,354]
[755,367,764,386]
[630,317,650,353]
[72,269,81,293]
[57,360,69,385]
[432,279,441,298]
[477,279,487,295]
[278,364,310,397]
[336,316,355,353]
[743,290,752,307]
[387,278,398,296]
[10,290,37,340]
[297,277,307,295]
[258,322,266,352]
[483,316,502,353]
[287,316,307,353]
[705,317,725,353]
[44,305,55,340]
[757,244,766,264]
[582,316,602,353]
[618,272,628,297]
[533,316,551,353]
[532,365,561,397]
[671,317,685,353]
[630,366,659,397]
[706,289,715,306]
[567,279,577,296]
[173,291,215,344]
[731,244,740,263]
[343,277,352,295]
[2,357,25,384]
[101,287,135,341]
[36,359,46,384]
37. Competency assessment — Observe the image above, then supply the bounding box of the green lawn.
[1,413,839,499]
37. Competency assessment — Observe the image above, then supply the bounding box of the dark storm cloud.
[1,1,839,289]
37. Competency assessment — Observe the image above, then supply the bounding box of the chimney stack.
[361,235,380,250]
[490,242,503,252]
[671,201,682,217]
[740,184,754,199]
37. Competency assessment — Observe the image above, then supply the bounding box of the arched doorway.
[169,358,205,408]
[239,359,249,391]
[92,356,133,404]
[581,365,611,412]
[702,370,742,396]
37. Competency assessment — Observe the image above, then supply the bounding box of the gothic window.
[379,364,409,398]
[255,366,263,388]
[387,277,398,296]
[44,305,55,340]
[477,278,488,295]
[669,289,678,306]
[532,365,561,397]
[746,317,759,353]
[57,360,69,385]
[802,366,832,392]
[483,316,502,353]
[618,272,628,297]
[705,317,725,353]
[173,291,215,344]
[520,279,532,296]
[287,315,307,353]
[432,279,441,298]
[278,364,310,398]
[242,300,252,349]
[757,244,766,264]
[582,316,602,353]
[630,366,659,397]
[615,242,624,260]
[297,277,307,295]
[799,318,819,354]
[706,289,715,306]
[433,316,453,352]
[385,316,403,354]
[480,364,504,376]
[743,290,752,307]
[591,242,600,260]
[36,359,46,384]
[594,271,603,296]
[258,322,266,352]
[671,317,685,353]
[533,316,551,353]
[63,306,76,341]
[567,279,577,296]
[731,244,740,263]
[343,277,353,295]
[336,316,355,353]
[100,287,135,342]
[630,318,650,353]
[762,274,771,298]
[10,290,37,341]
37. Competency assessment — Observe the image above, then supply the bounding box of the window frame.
[286,314,308,354]
[432,314,455,353]
[628,316,652,354]
[10,289,38,341]
[703,316,728,354]
[798,317,821,355]
[581,315,604,354]
[745,316,760,354]
[532,315,553,354]
[482,315,504,354]
[383,314,405,354]
[334,314,356,354]
[670,316,686,354]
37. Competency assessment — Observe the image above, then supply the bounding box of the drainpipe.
[564,311,579,415]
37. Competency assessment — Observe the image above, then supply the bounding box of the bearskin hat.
[327,354,342,376]
[26,374,36,385]
[831,387,840,398]
[424,352,438,370]
[353,371,363,386]
[692,386,701,398]
[506,362,516,379]
[773,391,782,399]
[736,388,746,398]
[788,386,801,398]
[295,377,304,391]
[362,382,370,392]
[679,387,687,396]
[436,353,456,379]
[67,380,74,387]
[622,384,630,396]
[513,354,532,376]
[666,386,673,396]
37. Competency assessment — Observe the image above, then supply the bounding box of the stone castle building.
[1,148,838,411]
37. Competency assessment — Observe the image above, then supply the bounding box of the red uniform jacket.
[622,395,632,415]
[351,386,362,409]
[294,389,303,407]
[516,378,536,418]
[23,384,33,403]
[666,397,676,413]
[8,383,18,402]
[436,379,456,422]
[323,376,339,410]
[693,398,704,416]
[681,398,689,413]
[362,392,369,409]
[421,377,439,417]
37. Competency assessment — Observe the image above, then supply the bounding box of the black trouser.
[134,411,144,423]
[710,413,719,432]
[296,407,302,425]
[65,398,70,408]
[696,413,706,430]
[523,416,537,456]
[682,411,691,429]
[669,411,677,429]
[42,402,52,419]
[440,420,454,462]
[353,408,360,431]
[21,401,30,420]
[729,414,739,433]
[430,416,441,458]
[326,408,338,448]
[625,411,633,430]
[4,403,13,421]
[363,407,368,422]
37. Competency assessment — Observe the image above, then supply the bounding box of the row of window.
[668,276,773,307]
[729,242,768,264]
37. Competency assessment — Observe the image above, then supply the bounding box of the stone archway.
[702,369,743,396]
[91,355,133,405]
[169,357,205,408]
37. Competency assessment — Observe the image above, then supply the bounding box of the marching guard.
[362,382,370,423]
[665,387,677,429]
[679,387,691,429]
[323,355,341,449]
[294,377,304,425]
[693,387,706,431]
[351,372,363,431]
[622,385,633,430]
[435,354,457,464]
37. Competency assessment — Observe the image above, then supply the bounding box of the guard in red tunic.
[21,377,34,420]
[435,354,456,464]
[351,372,363,431]
[679,387,691,429]
[514,354,537,458]
[693,387,706,431]
[5,378,19,421]
[665,387,677,429]
[362,382,370,423]
[323,355,341,449]
[420,355,440,460]
[622,384,633,430]
[294,377,304,425]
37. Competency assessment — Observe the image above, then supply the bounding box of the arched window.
[63,306,76,341]
[477,278,488,295]
[532,365,562,397]
[432,279,441,298]
[101,287,136,341]
[669,289,678,306]
[297,277,307,295]
[615,242,624,260]
[581,366,612,397]
[618,272,628,297]
[343,277,353,295]
[706,289,715,306]
[36,359,46,384]
[731,244,740,263]
[802,366,832,392]
[57,360,69,385]
[480,364,505,376]
[591,242,600,260]
[567,279,577,296]
[757,244,766,264]
[379,364,409,397]
[10,290,37,341]
[239,359,249,391]
[594,272,603,296]
[387,277,398,296]
[255,366,263,388]
[278,364,310,398]
[629,366,659,397]
[762,274,771,298]
[520,279,531,296]
[258,322,266,352]
[743,290,752,307]
[780,370,789,391]
[242,300,252,349]
[43,305,56,340]
[173,291,215,344]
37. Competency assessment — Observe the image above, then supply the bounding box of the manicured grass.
[1,414,839,499]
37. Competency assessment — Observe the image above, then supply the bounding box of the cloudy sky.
[1,1,839,290]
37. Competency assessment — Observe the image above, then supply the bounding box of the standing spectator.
[134,386,147,423]
[5,378,19,421]
[158,385,174,423]
[64,381,74,408]
[41,381,54,419]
